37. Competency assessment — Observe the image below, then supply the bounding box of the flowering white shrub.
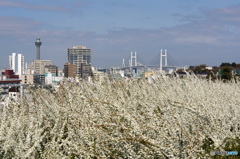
[0,76,239,158]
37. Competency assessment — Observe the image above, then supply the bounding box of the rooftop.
[72,46,87,49]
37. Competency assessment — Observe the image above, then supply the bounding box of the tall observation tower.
[35,38,42,60]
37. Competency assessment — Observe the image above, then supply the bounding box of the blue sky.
[0,0,240,69]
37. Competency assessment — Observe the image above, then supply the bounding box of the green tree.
[220,63,231,67]
[231,62,237,68]
[220,66,233,80]
[188,64,209,74]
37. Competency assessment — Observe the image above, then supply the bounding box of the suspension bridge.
[98,49,178,76]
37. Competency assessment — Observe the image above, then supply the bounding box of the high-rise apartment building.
[68,46,91,77]
[17,54,24,75]
[9,53,25,75]
[9,53,16,73]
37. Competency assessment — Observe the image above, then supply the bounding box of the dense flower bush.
[0,76,239,158]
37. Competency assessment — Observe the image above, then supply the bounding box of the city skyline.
[1,0,240,69]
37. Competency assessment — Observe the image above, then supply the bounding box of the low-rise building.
[0,70,21,99]
[45,72,63,85]
[20,69,34,85]
[64,62,77,78]
[58,69,64,77]
[34,74,45,85]
[92,67,105,81]
[81,63,92,80]
[28,60,52,75]
[45,65,58,76]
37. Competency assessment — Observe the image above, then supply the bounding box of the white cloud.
[0,16,43,36]
[0,0,71,13]
[175,36,217,44]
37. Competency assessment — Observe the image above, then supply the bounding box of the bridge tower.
[160,49,167,72]
[130,51,137,67]
[122,58,125,67]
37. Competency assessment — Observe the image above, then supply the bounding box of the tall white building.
[17,54,24,75]
[9,53,25,75]
[9,53,16,72]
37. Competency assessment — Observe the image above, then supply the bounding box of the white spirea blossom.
[0,76,239,158]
